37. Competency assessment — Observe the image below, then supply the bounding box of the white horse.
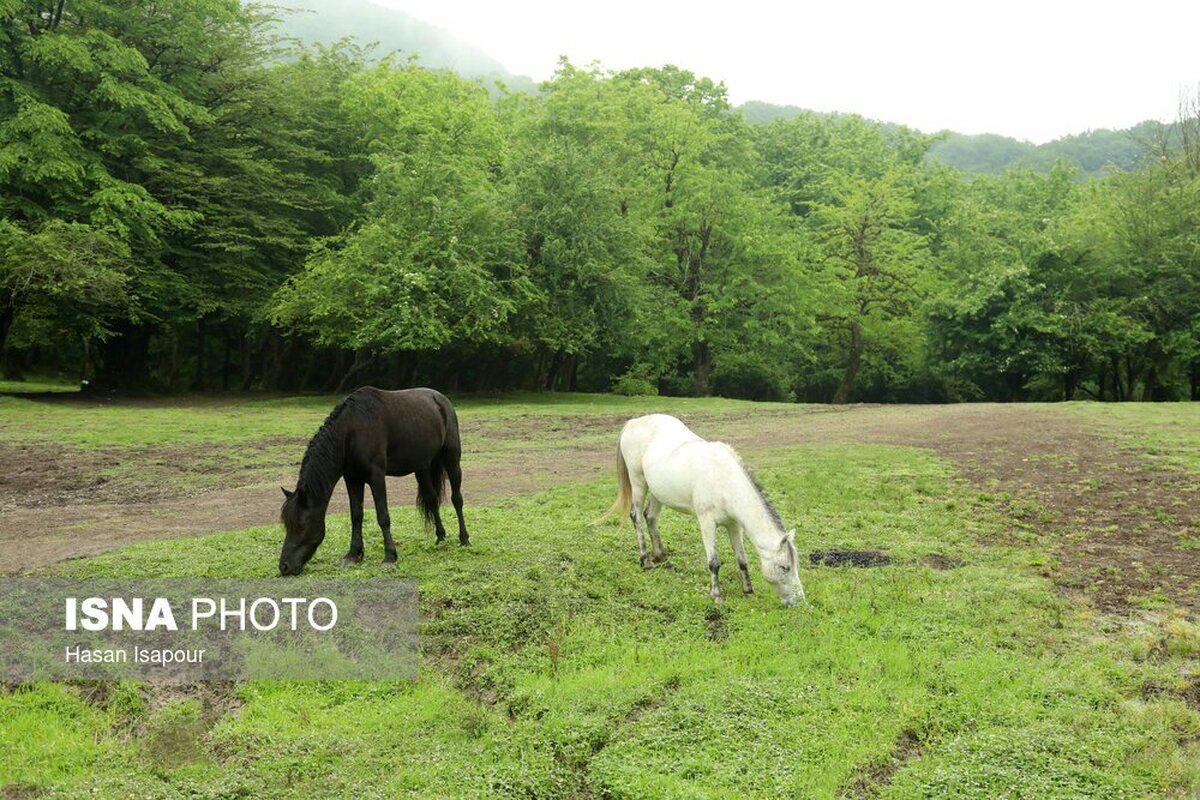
[600,414,807,607]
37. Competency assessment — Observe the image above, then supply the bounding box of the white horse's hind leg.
[699,514,723,603]
[727,523,753,595]
[645,496,666,562]
[629,482,652,570]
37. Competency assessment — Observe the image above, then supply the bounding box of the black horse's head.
[279,486,326,575]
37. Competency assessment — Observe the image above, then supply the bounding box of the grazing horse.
[278,387,468,576]
[600,414,806,607]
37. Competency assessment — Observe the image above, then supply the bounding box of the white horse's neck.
[728,470,786,555]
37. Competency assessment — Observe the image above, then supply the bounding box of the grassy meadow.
[0,392,1198,798]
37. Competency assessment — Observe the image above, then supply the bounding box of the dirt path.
[3,404,1197,613]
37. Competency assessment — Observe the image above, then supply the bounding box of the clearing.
[0,392,1197,797]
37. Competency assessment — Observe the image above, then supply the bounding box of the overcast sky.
[381,0,1198,143]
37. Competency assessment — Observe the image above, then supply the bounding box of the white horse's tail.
[594,442,632,526]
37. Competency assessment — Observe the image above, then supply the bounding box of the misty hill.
[273,0,537,93]
[274,3,1163,178]
[741,101,1166,177]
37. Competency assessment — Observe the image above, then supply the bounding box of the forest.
[2,0,1198,402]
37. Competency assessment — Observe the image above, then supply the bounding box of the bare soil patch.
[0,441,297,509]
[867,405,1200,613]
[841,728,923,799]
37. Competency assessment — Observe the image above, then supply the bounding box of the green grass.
[1065,401,1200,473]
[4,444,1197,798]
[0,376,79,394]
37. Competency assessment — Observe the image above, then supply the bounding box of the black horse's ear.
[281,487,294,500]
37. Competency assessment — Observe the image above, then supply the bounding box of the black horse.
[278,387,468,575]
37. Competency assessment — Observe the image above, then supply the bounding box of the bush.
[611,365,659,396]
[711,354,793,401]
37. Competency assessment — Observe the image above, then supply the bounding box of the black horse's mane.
[293,390,378,503]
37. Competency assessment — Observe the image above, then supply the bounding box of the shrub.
[612,365,659,396]
[711,353,793,401]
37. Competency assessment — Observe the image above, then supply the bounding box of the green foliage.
[271,64,524,354]
[611,365,659,396]
[1,1,1196,402]
[710,351,793,401]
[0,219,129,345]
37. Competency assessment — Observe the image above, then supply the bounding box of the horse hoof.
[459,538,470,547]
[342,554,363,566]
[382,553,398,564]
[640,557,653,570]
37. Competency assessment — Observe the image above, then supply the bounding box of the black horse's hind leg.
[343,478,366,565]
[415,468,448,543]
[446,457,468,546]
[368,472,397,563]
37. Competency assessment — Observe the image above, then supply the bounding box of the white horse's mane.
[733,456,785,533]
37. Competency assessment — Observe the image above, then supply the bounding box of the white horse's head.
[762,529,807,607]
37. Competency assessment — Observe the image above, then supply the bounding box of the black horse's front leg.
[369,472,396,563]
[342,479,366,565]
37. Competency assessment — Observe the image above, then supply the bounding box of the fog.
[384,0,1198,142]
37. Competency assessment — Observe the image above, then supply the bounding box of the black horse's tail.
[417,391,453,527]
[417,453,448,527]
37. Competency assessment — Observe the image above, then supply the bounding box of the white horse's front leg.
[699,515,723,603]
[727,523,753,595]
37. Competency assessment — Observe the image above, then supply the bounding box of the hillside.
[741,100,1165,177]
[273,4,1163,178]
[272,0,537,93]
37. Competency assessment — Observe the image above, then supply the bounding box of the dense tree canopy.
[2,1,1197,401]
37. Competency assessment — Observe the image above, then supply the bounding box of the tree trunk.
[693,340,711,396]
[334,348,373,394]
[194,316,208,391]
[532,354,546,391]
[1191,360,1199,401]
[566,355,579,392]
[1064,372,1078,401]
[166,328,181,390]
[240,331,254,391]
[80,337,93,387]
[544,350,564,390]
[1142,366,1157,402]
[95,322,153,389]
[832,320,863,404]
[221,333,232,391]
[1111,355,1125,401]
[0,303,14,379]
